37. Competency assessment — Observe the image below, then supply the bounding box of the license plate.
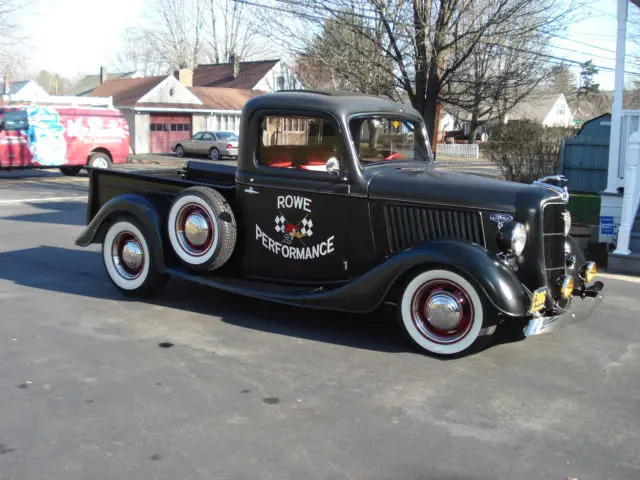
[529,287,547,313]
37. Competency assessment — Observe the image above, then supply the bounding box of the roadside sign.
[600,216,614,235]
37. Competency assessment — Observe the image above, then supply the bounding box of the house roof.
[0,80,33,95]
[506,94,562,122]
[193,60,279,89]
[87,75,264,111]
[68,71,138,96]
[87,76,166,105]
[189,87,264,110]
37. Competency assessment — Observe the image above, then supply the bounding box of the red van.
[0,97,130,175]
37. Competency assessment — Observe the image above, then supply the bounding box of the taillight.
[226,144,233,149]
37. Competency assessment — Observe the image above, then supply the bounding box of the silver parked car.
[171,131,239,160]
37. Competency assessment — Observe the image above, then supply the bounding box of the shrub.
[486,120,575,183]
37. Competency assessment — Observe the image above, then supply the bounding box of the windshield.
[217,132,238,141]
[350,116,431,167]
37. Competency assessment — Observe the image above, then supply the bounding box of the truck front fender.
[75,193,167,269]
[305,240,530,316]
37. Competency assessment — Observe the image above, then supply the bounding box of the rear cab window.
[258,115,342,173]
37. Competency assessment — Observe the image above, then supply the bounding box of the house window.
[558,103,565,115]
[277,75,285,91]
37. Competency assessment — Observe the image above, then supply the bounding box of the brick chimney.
[229,54,239,79]
[99,66,107,84]
[174,68,193,87]
[3,74,10,94]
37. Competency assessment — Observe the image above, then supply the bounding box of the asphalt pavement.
[1,166,639,480]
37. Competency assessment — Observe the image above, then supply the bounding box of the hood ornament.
[489,213,514,229]
[533,175,569,202]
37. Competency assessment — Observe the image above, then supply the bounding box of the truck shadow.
[0,245,407,354]
[3,201,87,226]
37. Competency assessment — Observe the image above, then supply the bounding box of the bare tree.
[205,0,268,63]
[0,0,33,80]
[112,0,267,74]
[111,28,166,76]
[292,12,397,97]
[255,0,574,143]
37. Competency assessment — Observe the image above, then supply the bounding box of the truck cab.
[76,91,604,358]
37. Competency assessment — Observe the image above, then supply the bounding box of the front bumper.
[524,281,604,337]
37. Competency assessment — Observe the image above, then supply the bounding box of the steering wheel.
[384,153,405,161]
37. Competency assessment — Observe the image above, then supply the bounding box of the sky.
[13,0,640,90]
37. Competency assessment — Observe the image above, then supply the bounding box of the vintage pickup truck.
[76,91,604,357]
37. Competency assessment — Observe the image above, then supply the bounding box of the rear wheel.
[209,148,220,161]
[102,217,169,296]
[59,166,82,176]
[398,269,494,357]
[167,186,237,271]
[88,152,112,169]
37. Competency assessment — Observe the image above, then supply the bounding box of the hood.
[367,165,560,212]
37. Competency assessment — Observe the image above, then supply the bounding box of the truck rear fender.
[75,194,167,269]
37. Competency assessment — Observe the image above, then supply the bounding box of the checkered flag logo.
[300,217,313,237]
[274,214,286,233]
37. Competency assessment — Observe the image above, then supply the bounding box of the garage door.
[149,114,191,153]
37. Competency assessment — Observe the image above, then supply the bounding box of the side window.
[2,110,29,131]
[192,132,204,140]
[202,133,214,141]
[258,115,342,172]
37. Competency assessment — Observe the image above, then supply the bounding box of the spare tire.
[167,186,237,271]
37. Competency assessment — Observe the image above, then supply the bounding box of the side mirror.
[325,157,340,175]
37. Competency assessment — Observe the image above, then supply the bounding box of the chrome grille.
[384,205,484,252]
[542,203,567,296]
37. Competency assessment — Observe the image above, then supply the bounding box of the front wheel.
[176,145,185,157]
[398,269,494,357]
[103,217,169,297]
[88,152,112,169]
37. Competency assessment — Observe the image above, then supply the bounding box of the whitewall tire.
[399,269,492,357]
[167,187,236,271]
[103,218,168,296]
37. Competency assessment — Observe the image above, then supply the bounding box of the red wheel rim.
[410,279,474,344]
[175,204,214,256]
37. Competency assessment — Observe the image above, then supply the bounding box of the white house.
[1,79,49,102]
[88,70,263,154]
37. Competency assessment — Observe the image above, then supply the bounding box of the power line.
[545,32,616,53]
[236,0,640,76]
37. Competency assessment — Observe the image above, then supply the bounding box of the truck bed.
[86,160,237,222]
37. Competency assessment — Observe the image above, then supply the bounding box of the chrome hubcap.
[425,293,462,330]
[411,279,474,345]
[176,204,213,256]
[184,213,209,246]
[93,157,108,169]
[121,241,144,270]
[112,232,144,279]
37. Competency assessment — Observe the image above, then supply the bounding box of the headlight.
[559,275,575,299]
[580,262,597,283]
[563,211,571,236]
[497,222,527,256]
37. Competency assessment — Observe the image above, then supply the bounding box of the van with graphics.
[75,91,604,358]
[0,97,129,175]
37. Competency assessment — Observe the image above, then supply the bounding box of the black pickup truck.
[76,91,603,357]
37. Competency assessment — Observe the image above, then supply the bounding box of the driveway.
[0,169,638,480]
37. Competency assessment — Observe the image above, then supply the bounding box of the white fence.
[436,143,480,158]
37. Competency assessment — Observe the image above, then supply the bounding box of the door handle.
[244,186,260,195]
